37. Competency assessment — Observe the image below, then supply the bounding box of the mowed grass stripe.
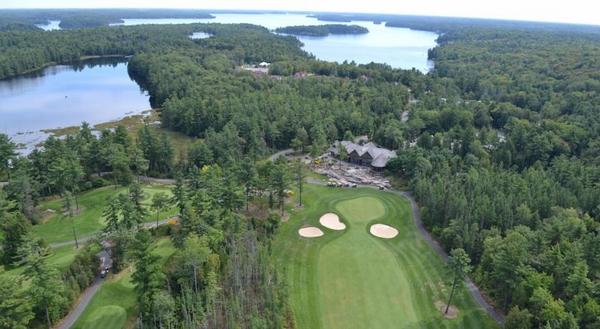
[318,196,418,328]
[274,185,498,329]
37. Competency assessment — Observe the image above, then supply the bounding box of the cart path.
[53,250,111,329]
[53,276,103,329]
[48,216,176,248]
[51,217,172,329]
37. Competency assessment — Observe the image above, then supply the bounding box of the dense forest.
[274,24,369,36]
[0,12,599,329]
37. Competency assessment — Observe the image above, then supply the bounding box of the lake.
[7,13,437,153]
[36,20,61,31]
[0,58,150,153]
[35,14,438,71]
[115,13,438,72]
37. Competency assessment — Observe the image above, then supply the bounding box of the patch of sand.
[369,224,399,239]
[435,301,459,319]
[298,226,324,238]
[319,213,346,230]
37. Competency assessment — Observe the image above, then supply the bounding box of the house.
[329,141,397,169]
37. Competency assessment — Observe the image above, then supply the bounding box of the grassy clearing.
[0,244,86,279]
[273,185,497,329]
[71,238,176,329]
[33,185,176,244]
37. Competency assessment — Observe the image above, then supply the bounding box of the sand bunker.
[298,226,324,238]
[319,213,346,230]
[435,301,459,319]
[369,224,399,239]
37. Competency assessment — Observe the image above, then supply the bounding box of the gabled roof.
[329,140,397,167]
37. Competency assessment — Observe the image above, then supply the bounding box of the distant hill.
[275,24,369,37]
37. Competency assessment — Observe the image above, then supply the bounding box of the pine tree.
[62,191,79,248]
[131,231,166,320]
[445,248,471,314]
[0,134,16,180]
[102,196,121,233]
[21,241,67,328]
[151,192,171,229]
[293,160,306,207]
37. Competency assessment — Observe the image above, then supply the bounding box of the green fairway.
[72,238,176,329]
[274,185,498,329]
[33,185,176,244]
[71,270,137,329]
[0,244,85,279]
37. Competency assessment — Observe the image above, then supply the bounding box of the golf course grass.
[71,238,176,329]
[274,185,498,329]
[33,184,176,244]
[0,244,87,279]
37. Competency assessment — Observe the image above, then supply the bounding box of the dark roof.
[329,141,396,168]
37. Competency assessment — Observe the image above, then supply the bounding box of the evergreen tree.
[237,159,258,211]
[129,182,146,217]
[0,193,30,266]
[271,159,290,216]
[293,160,306,207]
[0,272,34,329]
[103,195,121,233]
[0,134,16,180]
[445,248,471,314]
[21,242,68,328]
[62,191,79,248]
[131,231,166,320]
[151,192,171,229]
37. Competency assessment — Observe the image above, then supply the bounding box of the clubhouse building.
[328,141,397,169]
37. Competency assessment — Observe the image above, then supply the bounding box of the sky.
[2,0,599,26]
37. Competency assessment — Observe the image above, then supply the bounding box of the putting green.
[274,185,498,329]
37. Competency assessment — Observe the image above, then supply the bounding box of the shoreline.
[0,54,131,81]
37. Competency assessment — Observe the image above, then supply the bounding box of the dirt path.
[305,177,505,325]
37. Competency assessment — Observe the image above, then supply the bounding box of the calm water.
[0,58,150,151]
[189,32,211,39]
[117,13,438,72]
[110,18,209,26]
[36,20,61,31]
[36,14,438,71]
[7,13,437,152]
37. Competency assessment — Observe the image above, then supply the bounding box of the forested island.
[0,9,214,30]
[275,24,369,36]
[0,11,599,329]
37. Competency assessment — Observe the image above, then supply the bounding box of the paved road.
[269,148,293,161]
[51,217,176,329]
[396,190,505,325]
[306,177,505,325]
[54,277,104,329]
[49,217,176,249]
[54,250,110,329]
